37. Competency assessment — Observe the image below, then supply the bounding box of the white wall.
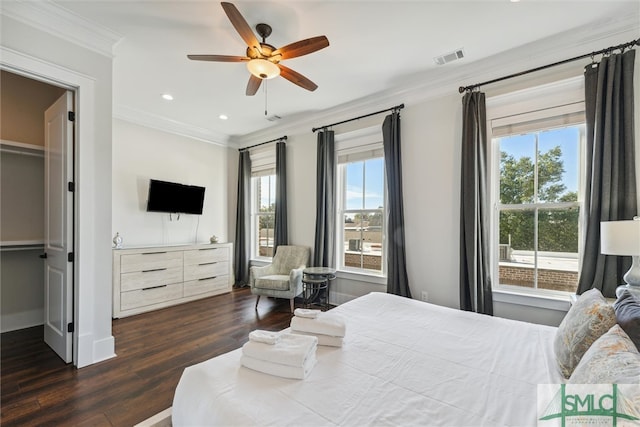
[1,15,115,366]
[112,119,230,247]
[241,52,640,328]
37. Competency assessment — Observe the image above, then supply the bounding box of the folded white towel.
[240,353,317,380]
[242,333,317,367]
[290,329,344,347]
[249,330,281,345]
[294,308,321,319]
[290,312,346,338]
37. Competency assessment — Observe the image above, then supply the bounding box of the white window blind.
[335,125,383,163]
[249,146,276,177]
[491,103,585,138]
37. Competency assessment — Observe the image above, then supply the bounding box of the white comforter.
[173,292,563,426]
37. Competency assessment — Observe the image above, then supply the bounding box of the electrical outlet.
[421,291,428,302]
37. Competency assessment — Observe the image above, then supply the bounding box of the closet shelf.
[0,139,45,158]
[1,240,45,252]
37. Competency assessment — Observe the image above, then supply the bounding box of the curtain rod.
[312,103,405,133]
[458,38,640,94]
[238,135,287,152]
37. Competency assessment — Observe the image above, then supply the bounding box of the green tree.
[259,203,275,229]
[500,147,578,253]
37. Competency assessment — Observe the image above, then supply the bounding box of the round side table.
[302,267,336,310]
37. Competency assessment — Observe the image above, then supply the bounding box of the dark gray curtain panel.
[382,112,412,298]
[234,150,251,286]
[460,91,493,315]
[577,49,637,298]
[273,141,288,253]
[313,130,336,267]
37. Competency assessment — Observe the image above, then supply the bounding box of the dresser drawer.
[184,275,229,297]
[120,266,183,292]
[184,247,229,265]
[184,261,228,281]
[121,251,183,273]
[120,282,183,311]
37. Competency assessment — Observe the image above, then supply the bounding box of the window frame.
[248,145,277,261]
[335,126,387,278]
[487,76,587,297]
[251,174,276,261]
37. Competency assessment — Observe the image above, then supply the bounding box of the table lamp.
[601,217,640,297]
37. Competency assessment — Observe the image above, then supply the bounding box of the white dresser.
[112,243,234,318]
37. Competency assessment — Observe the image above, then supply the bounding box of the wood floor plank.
[1,287,294,426]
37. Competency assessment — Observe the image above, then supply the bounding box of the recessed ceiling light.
[219,114,228,120]
[162,93,174,101]
[510,0,520,2]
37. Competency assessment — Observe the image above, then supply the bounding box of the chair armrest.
[289,265,306,286]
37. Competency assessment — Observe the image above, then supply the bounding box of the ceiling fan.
[188,2,330,96]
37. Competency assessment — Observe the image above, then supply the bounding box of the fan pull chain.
[264,79,268,116]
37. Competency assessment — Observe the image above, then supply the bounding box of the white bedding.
[172,292,563,426]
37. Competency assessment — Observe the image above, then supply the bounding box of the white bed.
[172,292,564,426]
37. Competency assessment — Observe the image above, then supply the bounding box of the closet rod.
[238,135,287,152]
[0,147,44,158]
[312,103,404,133]
[458,38,640,93]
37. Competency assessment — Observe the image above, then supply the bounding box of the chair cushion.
[554,288,616,378]
[614,290,640,351]
[254,275,291,291]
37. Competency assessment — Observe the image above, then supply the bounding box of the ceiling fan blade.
[187,54,249,62]
[278,64,318,91]
[246,75,262,96]
[272,36,329,60]
[221,2,261,53]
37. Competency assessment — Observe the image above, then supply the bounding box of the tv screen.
[146,179,205,215]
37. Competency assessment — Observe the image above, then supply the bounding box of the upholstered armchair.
[250,245,311,313]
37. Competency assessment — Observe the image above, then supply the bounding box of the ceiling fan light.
[247,59,280,79]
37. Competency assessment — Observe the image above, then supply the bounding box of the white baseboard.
[1,309,44,333]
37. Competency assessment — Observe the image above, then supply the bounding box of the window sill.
[335,269,386,286]
[249,258,272,267]
[493,287,572,312]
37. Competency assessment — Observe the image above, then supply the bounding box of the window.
[249,146,276,259]
[335,127,386,276]
[489,79,586,295]
[253,175,275,258]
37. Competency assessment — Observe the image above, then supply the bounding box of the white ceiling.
[49,0,639,145]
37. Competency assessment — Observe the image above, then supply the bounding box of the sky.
[345,157,384,211]
[499,125,581,194]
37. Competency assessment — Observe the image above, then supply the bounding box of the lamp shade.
[246,59,280,80]
[601,219,640,255]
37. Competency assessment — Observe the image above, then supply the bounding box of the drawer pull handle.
[199,248,217,251]
[142,285,167,291]
[142,268,167,273]
[142,251,167,255]
[199,262,217,266]
[199,276,217,281]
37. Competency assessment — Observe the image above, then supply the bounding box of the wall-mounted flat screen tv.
[146,179,205,215]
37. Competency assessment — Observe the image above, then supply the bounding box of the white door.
[43,92,74,363]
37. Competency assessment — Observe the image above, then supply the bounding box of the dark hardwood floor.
[1,287,294,426]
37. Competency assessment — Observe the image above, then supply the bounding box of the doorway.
[0,70,76,364]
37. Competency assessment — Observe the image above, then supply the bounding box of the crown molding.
[0,0,122,58]
[232,12,639,147]
[113,104,230,147]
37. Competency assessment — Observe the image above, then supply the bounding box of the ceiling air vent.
[266,115,282,122]
[434,48,465,65]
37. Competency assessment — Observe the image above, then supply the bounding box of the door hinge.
[68,182,75,192]
[68,252,74,262]
[68,111,75,122]
[67,323,74,333]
